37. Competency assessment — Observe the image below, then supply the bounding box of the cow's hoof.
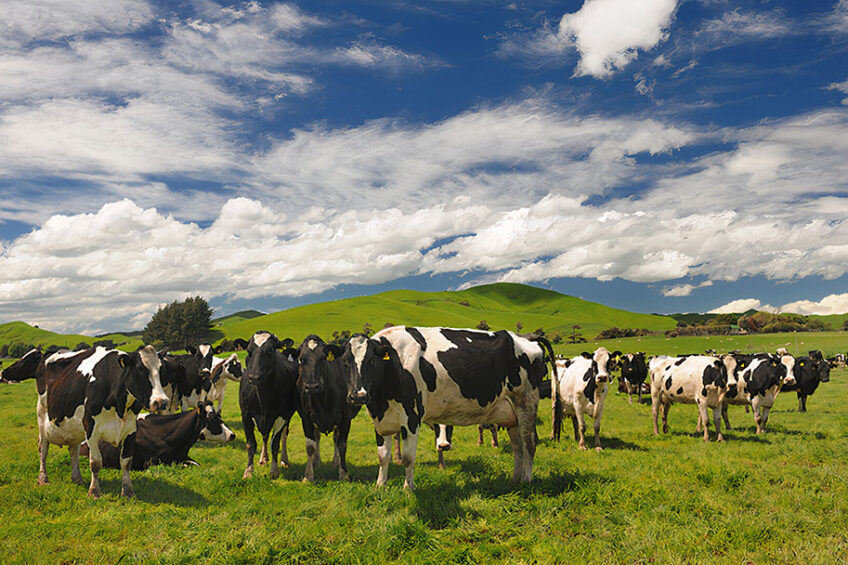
[438,463,446,470]
[301,477,313,484]
[242,468,253,479]
[88,488,101,499]
[37,474,49,486]
[279,461,289,469]
[578,444,587,451]
[122,487,135,498]
[717,435,725,442]
[339,473,351,482]
[595,446,603,452]
[270,470,279,480]
[71,475,85,486]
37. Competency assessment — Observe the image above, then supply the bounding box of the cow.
[205,353,243,413]
[161,344,215,412]
[341,326,554,490]
[293,335,361,483]
[650,355,729,442]
[618,352,648,404]
[550,347,619,451]
[2,345,169,497]
[239,331,299,480]
[782,354,830,412]
[392,424,455,469]
[80,401,235,469]
[721,353,796,433]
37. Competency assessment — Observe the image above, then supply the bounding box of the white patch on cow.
[39,393,86,447]
[466,337,473,343]
[77,347,113,383]
[349,335,370,370]
[45,349,85,364]
[253,332,272,348]
[22,348,40,359]
[594,347,611,378]
[92,407,138,447]
[307,339,319,350]
[198,344,211,358]
[137,413,150,420]
[781,355,796,386]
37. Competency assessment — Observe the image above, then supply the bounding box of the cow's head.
[224,354,242,380]
[593,347,613,383]
[122,345,170,413]
[185,344,215,391]
[244,331,284,386]
[342,334,391,406]
[779,354,796,387]
[0,347,44,382]
[296,335,343,395]
[817,359,831,383]
[197,402,236,442]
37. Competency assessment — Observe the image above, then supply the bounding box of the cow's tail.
[527,335,560,441]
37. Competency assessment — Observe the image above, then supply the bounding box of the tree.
[515,321,524,333]
[363,322,375,337]
[143,296,213,349]
[476,320,490,331]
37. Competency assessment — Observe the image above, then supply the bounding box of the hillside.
[0,321,143,354]
[215,283,677,345]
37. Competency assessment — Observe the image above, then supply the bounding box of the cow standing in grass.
[721,353,795,433]
[2,345,169,498]
[239,332,299,480]
[550,347,619,451]
[206,353,243,413]
[650,355,729,442]
[618,352,648,405]
[782,353,830,412]
[342,326,553,490]
[294,335,360,482]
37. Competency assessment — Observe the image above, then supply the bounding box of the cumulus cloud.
[662,280,713,297]
[558,0,679,78]
[827,79,848,105]
[709,299,777,314]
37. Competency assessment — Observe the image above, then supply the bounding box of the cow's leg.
[336,421,352,482]
[259,436,269,465]
[332,428,341,467]
[120,432,136,498]
[625,382,633,405]
[508,407,537,483]
[637,385,643,404]
[799,394,807,412]
[575,408,588,450]
[302,419,318,484]
[507,425,523,482]
[661,403,670,434]
[242,417,257,479]
[477,425,484,446]
[37,432,50,485]
[393,432,402,464]
[400,429,418,490]
[760,405,771,433]
[698,401,711,442]
[491,426,499,448]
[593,392,607,451]
[376,432,393,487]
[312,431,320,467]
[69,444,84,485]
[712,406,724,442]
[571,415,579,441]
[651,394,660,435]
[721,403,732,430]
[87,438,102,499]
[269,418,288,480]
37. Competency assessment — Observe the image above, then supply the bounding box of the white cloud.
[558,0,679,78]
[779,293,848,316]
[662,280,713,297]
[696,9,792,47]
[709,299,777,314]
[827,79,848,105]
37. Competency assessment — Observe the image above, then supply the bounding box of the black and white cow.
[205,353,243,413]
[294,335,361,483]
[239,331,299,479]
[3,345,169,497]
[617,352,648,404]
[650,355,729,442]
[782,354,830,412]
[161,344,215,412]
[81,401,235,469]
[721,353,795,433]
[550,348,619,451]
[342,326,553,489]
[477,424,499,447]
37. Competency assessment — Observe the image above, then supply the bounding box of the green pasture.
[0,321,143,352]
[1,344,846,563]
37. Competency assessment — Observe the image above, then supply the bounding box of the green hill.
[215,283,677,345]
[0,321,144,354]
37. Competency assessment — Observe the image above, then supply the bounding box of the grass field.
[1,341,846,564]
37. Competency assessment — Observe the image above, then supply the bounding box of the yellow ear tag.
[382,353,390,361]
[800,362,805,366]
[327,352,335,362]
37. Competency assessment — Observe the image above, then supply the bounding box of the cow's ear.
[118,353,136,368]
[157,347,169,359]
[212,345,223,354]
[581,352,591,359]
[282,348,298,361]
[376,344,392,361]
[186,345,197,355]
[232,338,249,351]
[325,344,343,361]
[279,338,295,350]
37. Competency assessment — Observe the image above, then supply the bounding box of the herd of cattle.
[0,326,835,498]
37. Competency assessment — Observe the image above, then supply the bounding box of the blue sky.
[1,0,848,333]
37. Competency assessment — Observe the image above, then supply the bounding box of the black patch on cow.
[583,371,597,401]
[674,358,686,366]
[676,386,684,395]
[419,357,437,392]
[726,386,739,399]
[665,378,673,391]
[405,327,428,351]
[583,366,593,382]
[400,427,408,440]
[436,329,522,407]
[701,387,708,397]
[375,431,384,446]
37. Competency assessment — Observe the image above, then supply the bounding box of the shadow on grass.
[96,476,210,507]
[412,459,608,529]
[601,435,648,451]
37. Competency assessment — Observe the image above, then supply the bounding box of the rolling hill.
[0,321,143,354]
[213,283,677,344]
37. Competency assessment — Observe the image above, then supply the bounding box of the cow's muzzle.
[597,375,609,383]
[347,391,368,406]
[149,396,170,413]
[303,382,323,394]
